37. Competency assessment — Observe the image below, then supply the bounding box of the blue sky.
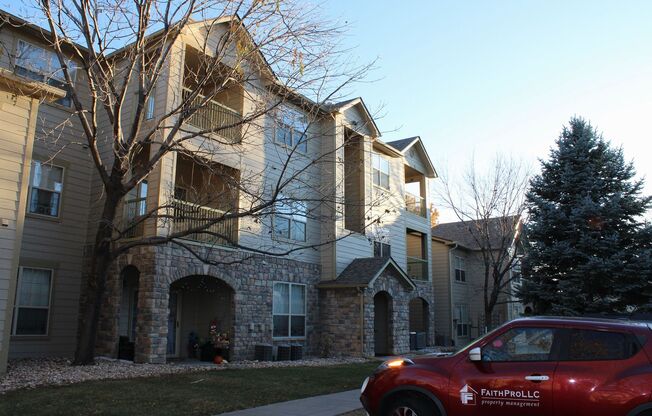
[323,0,652,221]
[4,1,650,222]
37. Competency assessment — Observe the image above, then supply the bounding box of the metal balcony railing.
[170,198,237,246]
[407,256,429,281]
[123,197,147,238]
[182,87,242,143]
[405,192,427,218]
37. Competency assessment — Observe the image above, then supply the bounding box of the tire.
[385,395,438,416]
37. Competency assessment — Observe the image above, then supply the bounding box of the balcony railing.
[123,197,147,238]
[405,192,427,218]
[182,88,242,143]
[407,256,429,281]
[170,198,237,246]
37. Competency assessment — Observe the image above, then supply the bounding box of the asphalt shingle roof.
[319,257,415,289]
[385,137,419,152]
[431,216,519,250]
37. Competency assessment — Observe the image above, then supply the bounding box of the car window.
[482,327,556,362]
[565,329,641,361]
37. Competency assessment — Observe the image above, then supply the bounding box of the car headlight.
[374,357,415,374]
[361,376,370,393]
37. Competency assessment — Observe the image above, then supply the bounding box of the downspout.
[359,287,365,356]
[447,243,458,347]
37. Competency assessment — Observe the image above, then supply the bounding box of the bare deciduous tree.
[9,0,382,364]
[435,155,529,330]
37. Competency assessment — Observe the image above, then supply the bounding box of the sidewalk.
[217,389,362,416]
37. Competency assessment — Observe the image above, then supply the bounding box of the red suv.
[360,317,652,416]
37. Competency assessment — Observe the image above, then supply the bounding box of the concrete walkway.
[216,389,362,416]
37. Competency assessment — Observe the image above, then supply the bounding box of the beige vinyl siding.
[0,90,38,372]
[431,240,451,344]
[0,26,93,359]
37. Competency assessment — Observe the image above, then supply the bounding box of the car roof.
[510,316,652,331]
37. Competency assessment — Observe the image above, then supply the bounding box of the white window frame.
[455,304,470,338]
[145,90,156,120]
[273,194,307,242]
[454,256,466,282]
[15,39,77,108]
[274,107,309,153]
[373,241,391,258]
[272,282,307,339]
[12,267,54,336]
[27,160,65,218]
[372,153,390,189]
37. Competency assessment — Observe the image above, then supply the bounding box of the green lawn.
[0,362,378,416]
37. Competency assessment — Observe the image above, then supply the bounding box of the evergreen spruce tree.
[520,118,652,315]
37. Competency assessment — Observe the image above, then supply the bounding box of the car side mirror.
[469,347,482,362]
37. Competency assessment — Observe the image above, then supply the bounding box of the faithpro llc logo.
[460,384,478,405]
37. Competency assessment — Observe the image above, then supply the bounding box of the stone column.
[94,265,123,358]
[135,273,169,363]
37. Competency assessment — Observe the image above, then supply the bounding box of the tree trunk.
[73,191,120,365]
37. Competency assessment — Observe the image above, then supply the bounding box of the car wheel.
[386,395,437,416]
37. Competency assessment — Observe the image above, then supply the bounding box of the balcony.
[170,199,237,246]
[407,256,429,281]
[405,192,427,217]
[122,196,146,238]
[182,88,242,143]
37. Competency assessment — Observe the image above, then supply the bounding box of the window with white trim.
[13,267,53,335]
[373,241,391,258]
[15,40,77,107]
[455,304,470,337]
[273,195,307,242]
[145,92,155,120]
[454,256,466,282]
[28,161,64,217]
[372,153,390,189]
[273,282,306,338]
[274,107,308,153]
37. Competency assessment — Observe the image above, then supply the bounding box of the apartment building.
[431,217,523,347]
[0,11,438,371]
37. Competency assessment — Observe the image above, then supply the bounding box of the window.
[564,329,642,361]
[28,161,64,217]
[15,40,77,107]
[145,93,155,120]
[274,195,307,242]
[273,282,306,338]
[372,153,390,189]
[454,256,466,282]
[455,304,470,337]
[374,241,391,258]
[13,268,52,335]
[274,108,308,153]
[482,327,557,362]
[125,180,148,219]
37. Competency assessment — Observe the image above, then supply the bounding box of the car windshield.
[453,324,506,355]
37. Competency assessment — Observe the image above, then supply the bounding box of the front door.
[374,293,390,356]
[449,326,561,416]
[166,291,180,357]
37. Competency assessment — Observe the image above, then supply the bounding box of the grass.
[0,362,378,416]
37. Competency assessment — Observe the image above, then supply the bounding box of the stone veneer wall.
[318,288,363,356]
[95,244,321,363]
[319,270,435,358]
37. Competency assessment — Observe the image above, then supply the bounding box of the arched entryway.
[168,275,235,361]
[374,291,392,356]
[117,265,139,360]
[409,297,429,350]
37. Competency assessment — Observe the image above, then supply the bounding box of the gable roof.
[318,257,416,290]
[431,216,520,251]
[386,136,419,152]
[385,136,437,178]
[325,97,381,137]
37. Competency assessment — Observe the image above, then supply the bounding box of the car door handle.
[525,375,550,382]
